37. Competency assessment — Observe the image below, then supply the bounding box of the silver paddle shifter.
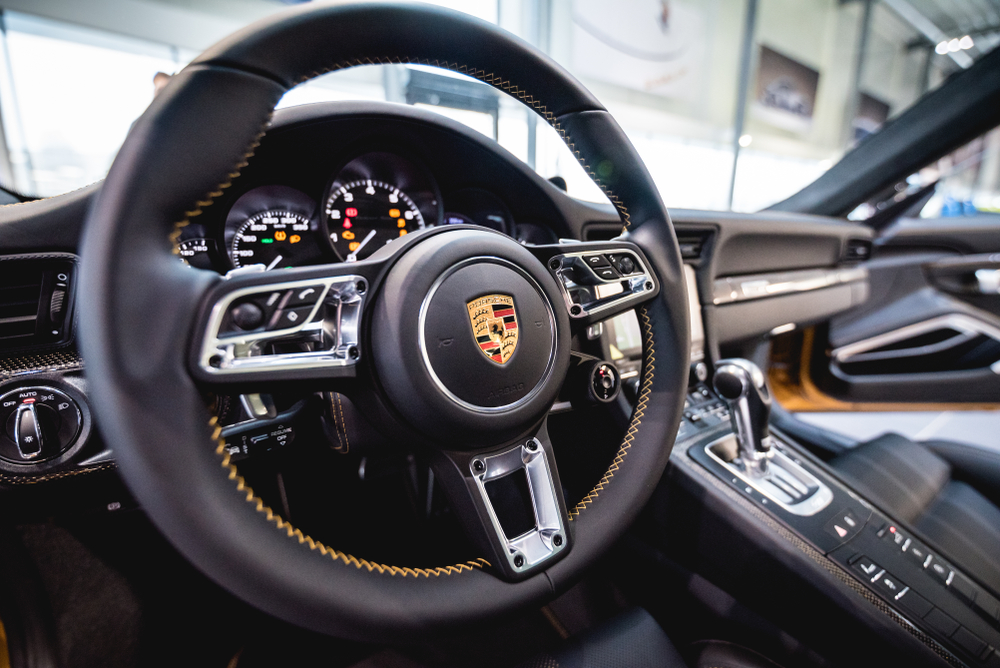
[713,359,774,476]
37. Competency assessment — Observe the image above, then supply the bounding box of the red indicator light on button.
[889,527,896,533]
[346,207,358,218]
[22,398,35,404]
[343,219,352,229]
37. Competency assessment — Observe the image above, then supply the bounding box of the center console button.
[852,556,881,579]
[896,588,933,618]
[950,572,978,605]
[924,608,960,636]
[906,542,931,566]
[952,627,988,659]
[874,571,905,597]
[974,591,1000,622]
[928,558,955,585]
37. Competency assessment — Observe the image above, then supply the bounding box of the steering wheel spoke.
[529,241,659,330]
[188,261,382,390]
[432,420,570,582]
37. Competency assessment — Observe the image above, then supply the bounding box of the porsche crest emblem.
[467,294,519,364]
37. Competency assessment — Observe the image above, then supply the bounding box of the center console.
[672,361,1000,667]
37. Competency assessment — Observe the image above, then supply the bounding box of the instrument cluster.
[176,151,521,273]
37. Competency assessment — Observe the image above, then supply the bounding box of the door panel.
[788,218,1000,407]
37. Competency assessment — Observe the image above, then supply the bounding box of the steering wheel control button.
[270,306,315,330]
[230,302,264,330]
[593,266,619,281]
[0,387,82,463]
[285,284,326,307]
[583,254,610,269]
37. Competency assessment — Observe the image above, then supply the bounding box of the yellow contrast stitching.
[210,416,489,577]
[331,392,349,454]
[568,306,655,519]
[178,54,653,570]
[169,128,270,253]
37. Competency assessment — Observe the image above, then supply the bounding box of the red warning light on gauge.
[343,219,352,229]
[345,207,358,218]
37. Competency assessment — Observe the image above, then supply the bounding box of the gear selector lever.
[713,359,774,476]
[701,358,833,515]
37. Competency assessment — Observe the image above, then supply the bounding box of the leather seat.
[829,432,1000,595]
[517,608,782,668]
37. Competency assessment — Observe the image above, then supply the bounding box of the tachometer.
[324,180,424,261]
[230,210,318,269]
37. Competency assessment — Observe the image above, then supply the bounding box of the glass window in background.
[0,11,191,196]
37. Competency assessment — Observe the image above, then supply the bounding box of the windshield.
[2,0,998,212]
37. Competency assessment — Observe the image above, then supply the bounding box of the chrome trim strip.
[417,257,557,414]
[713,266,868,305]
[831,313,1000,366]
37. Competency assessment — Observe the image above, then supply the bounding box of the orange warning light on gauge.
[274,230,287,241]
[389,209,401,218]
[349,241,360,251]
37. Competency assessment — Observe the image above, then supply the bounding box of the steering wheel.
[78,3,689,640]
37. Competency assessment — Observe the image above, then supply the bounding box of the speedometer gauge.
[230,210,317,269]
[324,180,424,261]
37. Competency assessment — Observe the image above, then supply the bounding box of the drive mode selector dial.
[0,387,82,463]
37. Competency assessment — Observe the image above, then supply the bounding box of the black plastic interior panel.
[711,283,865,345]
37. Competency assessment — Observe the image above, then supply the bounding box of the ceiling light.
[959,35,974,50]
[948,38,961,52]
[738,134,752,147]
[935,40,949,54]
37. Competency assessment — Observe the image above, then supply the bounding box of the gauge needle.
[346,229,377,262]
[266,254,284,271]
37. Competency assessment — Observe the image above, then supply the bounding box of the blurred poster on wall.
[571,0,705,99]
[852,92,890,144]
[751,45,820,133]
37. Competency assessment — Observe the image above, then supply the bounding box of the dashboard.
[173,106,559,277]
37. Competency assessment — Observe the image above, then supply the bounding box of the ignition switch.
[570,359,622,409]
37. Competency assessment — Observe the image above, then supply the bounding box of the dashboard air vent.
[676,231,711,260]
[0,257,75,353]
[844,239,872,262]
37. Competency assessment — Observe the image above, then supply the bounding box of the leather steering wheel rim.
[78,2,689,640]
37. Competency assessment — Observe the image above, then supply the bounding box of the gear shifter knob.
[713,359,772,473]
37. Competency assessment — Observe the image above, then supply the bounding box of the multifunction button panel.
[831,516,1000,665]
[197,274,366,378]
[544,246,657,324]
